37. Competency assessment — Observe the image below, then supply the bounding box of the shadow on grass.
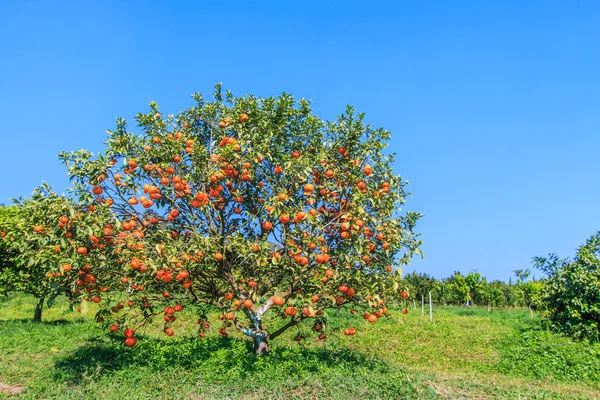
[52,335,387,385]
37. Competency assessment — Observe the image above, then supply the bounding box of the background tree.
[488,280,511,309]
[446,272,470,306]
[433,278,452,307]
[403,272,436,305]
[512,269,543,317]
[54,86,422,353]
[0,185,113,321]
[535,232,600,341]
[464,271,485,306]
[0,205,20,297]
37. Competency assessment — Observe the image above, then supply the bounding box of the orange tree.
[58,85,422,353]
[0,185,114,321]
[0,205,20,296]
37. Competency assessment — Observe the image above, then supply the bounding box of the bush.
[535,232,600,341]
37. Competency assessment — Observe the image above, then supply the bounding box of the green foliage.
[512,269,544,311]
[0,205,20,296]
[0,184,114,320]
[402,271,436,300]
[395,270,544,310]
[535,231,600,341]
[496,328,600,382]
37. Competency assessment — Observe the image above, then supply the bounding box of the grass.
[0,295,599,399]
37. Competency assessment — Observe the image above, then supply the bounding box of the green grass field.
[0,295,599,399]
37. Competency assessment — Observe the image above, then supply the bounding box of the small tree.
[535,232,600,341]
[445,271,485,307]
[488,280,511,310]
[433,279,451,307]
[51,86,421,353]
[512,268,543,318]
[402,272,436,304]
[0,185,112,321]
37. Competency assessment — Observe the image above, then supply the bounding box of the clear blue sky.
[1,1,599,282]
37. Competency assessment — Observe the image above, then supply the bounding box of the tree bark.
[253,335,269,355]
[33,297,44,322]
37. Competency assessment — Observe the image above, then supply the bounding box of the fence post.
[429,291,432,322]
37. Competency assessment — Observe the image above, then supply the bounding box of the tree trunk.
[33,297,44,322]
[253,335,269,355]
[529,305,533,319]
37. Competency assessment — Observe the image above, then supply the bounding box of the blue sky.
[1,1,599,281]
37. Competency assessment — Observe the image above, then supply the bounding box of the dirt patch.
[0,379,26,395]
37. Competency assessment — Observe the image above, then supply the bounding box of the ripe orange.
[273,295,284,306]
[262,221,273,230]
[124,328,135,338]
[285,306,297,316]
[295,211,307,222]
